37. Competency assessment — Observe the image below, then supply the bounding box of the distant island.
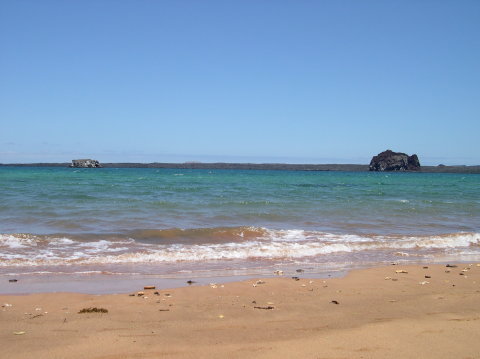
[369,150,420,171]
[70,159,102,168]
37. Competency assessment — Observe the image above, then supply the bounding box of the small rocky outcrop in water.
[70,159,102,168]
[369,150,420,171]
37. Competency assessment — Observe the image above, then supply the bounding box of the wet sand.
[1,263,480,358]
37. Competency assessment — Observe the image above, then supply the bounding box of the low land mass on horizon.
[1,162,479,174]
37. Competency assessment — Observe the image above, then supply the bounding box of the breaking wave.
[1,227,479,266]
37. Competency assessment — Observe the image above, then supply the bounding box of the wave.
[129,226,269,244]
[1,228,479,266]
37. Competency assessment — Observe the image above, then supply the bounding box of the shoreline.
[1,258,478,296]
[2,263,480,358]
[0,267,352,296]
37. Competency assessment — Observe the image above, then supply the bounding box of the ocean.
[1,167,479,291]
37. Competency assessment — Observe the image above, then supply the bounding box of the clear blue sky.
[1,1,479,165]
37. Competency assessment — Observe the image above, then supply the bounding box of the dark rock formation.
[369,150,420,171]
[70,159,101,168]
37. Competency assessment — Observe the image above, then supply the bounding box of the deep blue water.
[1,167,478,235]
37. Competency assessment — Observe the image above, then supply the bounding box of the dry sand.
[1,263,480,358]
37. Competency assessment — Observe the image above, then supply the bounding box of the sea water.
[1,167,479,288]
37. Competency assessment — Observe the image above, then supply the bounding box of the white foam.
[265,229,307,242]
[52,238,75,245]
[1,230,479,267]
[0,234,37,248]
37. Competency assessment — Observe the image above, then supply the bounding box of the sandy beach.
[1,263,480,359]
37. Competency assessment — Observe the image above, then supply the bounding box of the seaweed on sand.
[78,307,108,314]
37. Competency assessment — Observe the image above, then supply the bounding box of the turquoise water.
[0,167,479,280]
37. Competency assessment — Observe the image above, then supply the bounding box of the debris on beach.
[144,286,155,290]
[395,270,408,274]
[78,307,108,314]
[154,291,160,295]
[292,277,300,281]
[446,264,458,268]
[419,281,430,285]
[8,279,18,283]
[210,283,218,288]
[423,266,429,269]
[296,269,304,273]
[254,306,274,310]
[425,275,431,278]
[274,270,284,275]
[13,331,26,335]
[137,292,144,296]
[384,277,392,280]
[187,280,195,285]
[331,300,339,305]
[218,314,224,319]
[253,280,265,287]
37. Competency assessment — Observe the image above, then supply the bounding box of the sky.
[1,1,479,165]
